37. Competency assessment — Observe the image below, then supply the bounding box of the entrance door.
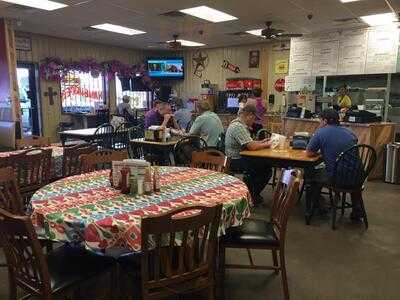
[17,63,40,136]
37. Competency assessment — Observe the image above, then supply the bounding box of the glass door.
[17,63,40,136]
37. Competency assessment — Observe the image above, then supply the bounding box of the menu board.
[289,26,400,77]
[284,75,316,92]
[289,37,313,76]
[365,26,399,74]
[312,32,340,76]
[337,28,368,75]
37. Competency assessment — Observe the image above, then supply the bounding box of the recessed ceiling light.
[179,5,238,23]
[91,23,145,36]
[246,29,263,36]
[166,39,205,47]
[360,12,398,26]
[0,0,67,10]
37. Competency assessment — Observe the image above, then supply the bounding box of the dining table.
[59,128,98,146]
[130,137,181,165]
[30,166,251,255]
[240,145,323,224]
[0,144,64,179]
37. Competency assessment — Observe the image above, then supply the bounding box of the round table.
[31,167,251,254]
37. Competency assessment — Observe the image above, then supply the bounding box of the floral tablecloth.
[0,145,64,179]
[31,167,251,254]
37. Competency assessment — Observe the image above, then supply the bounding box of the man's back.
[189,111,223,147]
[307,125,358,175]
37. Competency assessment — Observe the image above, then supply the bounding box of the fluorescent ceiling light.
[0,0,67,10]
[91,23,145,35]
[167,39,205,47]
[179,5,238,23]
[360,12,398,26]
[339,0,362,3]
[246,29,263,36]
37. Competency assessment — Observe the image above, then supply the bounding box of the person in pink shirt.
[246,88,266,137]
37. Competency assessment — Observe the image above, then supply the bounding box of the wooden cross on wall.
[44,87,58,105]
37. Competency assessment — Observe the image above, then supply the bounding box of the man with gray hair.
[189,101,223,147]
[117,95,135,120]
[225,105,272,205]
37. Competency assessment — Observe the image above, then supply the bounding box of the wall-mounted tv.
[147,58,184,79]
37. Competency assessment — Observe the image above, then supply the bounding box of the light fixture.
[339,0,362,3]
[179,5,238,23]
[246,29,263,36]
[0,0,67,10]
[91,23,145,35]
[360,12,398,26]
[166,39,205,47]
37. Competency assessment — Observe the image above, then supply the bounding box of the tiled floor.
[1,180,399,300]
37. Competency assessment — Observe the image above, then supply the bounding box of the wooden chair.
[92,123,114,149]
[6,149,52,207]
[81,149,128,172]
[256,128,271,141]
[15,136,51,150]
[119,204,223,300]
[219,169,301,300]
[0,167,24,215]
[62,143,97,178]
[325,144,377,230]
[174,136,208,167]
[0,208,116,300]
[191,150,228,173]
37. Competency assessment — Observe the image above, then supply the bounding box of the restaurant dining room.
[1,0,400,299]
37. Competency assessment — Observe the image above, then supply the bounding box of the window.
[60,71,105,113]
[115,76,151,110]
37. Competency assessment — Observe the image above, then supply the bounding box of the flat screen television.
[147,58,184,79]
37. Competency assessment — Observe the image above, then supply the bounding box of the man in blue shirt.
[305,109,361,220]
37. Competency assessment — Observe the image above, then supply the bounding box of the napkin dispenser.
[292,134,310,150]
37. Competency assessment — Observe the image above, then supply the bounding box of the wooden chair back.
[140,204,222,299]
[81,149,128,172]
[174,136,207,166]
[0,208,51,298]
[270,169,301,242]
[190,150,228,173]
[0,167,24,215]
[16,136,51,150]
[62,143,97,177]
[7,149,52,198]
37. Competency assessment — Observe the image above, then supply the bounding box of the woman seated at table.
[225,105,272,205]
[305,109,362,220]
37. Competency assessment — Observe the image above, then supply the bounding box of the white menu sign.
[312,32,340,76]
[284,75,316,92]
[289,37,314,76]
[365,26,399,74]
[337,28,368,75]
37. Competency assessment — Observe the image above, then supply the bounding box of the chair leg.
[207,284,215,300]
[8,270,17,300]
[218,244,226,283]
[331,192,340,230]
[272,250,279,275]
[359,195,369,230]
[341,193,346,217]
[279,250,290,300]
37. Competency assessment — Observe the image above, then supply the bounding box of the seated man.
[117,95,135,122]
[174,98,192,131]
[305,109,360,219]
[144,101,180,132]
[225,105,272,205]
[189,101,223,147]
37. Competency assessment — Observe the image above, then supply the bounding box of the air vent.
[159,10,186,18]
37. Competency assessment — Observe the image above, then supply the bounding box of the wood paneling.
[15,32,144,141]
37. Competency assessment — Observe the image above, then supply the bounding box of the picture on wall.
[249,50,260,68]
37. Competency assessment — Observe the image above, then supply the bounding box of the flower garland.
[39,57,156,89]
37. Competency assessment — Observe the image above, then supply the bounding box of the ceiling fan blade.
[277,33,303,38]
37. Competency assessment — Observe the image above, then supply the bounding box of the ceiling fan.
[154,34,182,50]
[260,21,303,39]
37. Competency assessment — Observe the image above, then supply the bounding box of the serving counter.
[282,117,396,179]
